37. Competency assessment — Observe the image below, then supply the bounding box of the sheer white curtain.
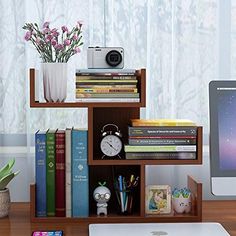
[0,0,235,201]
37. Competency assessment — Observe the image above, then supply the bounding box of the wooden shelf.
[88,106,202,165]
[29,68,146,108]
[29,67,203,224]
[30,176,202,223]
[89,158,202,165]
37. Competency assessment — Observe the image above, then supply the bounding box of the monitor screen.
[218,87,236,170]
[209,81,236,195]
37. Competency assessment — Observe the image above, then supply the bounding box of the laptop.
[89,223,230,236]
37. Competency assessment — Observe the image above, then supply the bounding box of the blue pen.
[118,175,125,212]
[123,177,127,211]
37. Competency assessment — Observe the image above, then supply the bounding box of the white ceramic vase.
[42,63,67,102]
[0,188,10,218]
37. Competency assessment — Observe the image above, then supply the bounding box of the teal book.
[46,129,57,217]
[71,129,88,217]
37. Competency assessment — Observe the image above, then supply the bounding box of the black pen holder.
[115,188,134,215]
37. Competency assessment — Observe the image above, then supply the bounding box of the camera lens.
[105,50,122,67]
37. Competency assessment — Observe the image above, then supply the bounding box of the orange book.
[131,119,196,127]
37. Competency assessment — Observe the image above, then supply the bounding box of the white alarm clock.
[100,124,122,159]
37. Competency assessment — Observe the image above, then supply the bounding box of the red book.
[55,130,66,217]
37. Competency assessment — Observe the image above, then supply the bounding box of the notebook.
[89,223,230,236]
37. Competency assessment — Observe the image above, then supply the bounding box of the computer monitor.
[209,81,236,196]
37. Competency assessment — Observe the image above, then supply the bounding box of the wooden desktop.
[0,201,235,236]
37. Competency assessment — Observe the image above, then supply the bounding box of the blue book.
[71,129,88,217]
[35,130,47,217]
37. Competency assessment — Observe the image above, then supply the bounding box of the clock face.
[100,134,122,157]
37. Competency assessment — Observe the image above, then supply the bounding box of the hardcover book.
[76,93,139,98]
[125,152,196,160]
[46,129,57,217]
[124,145,197,152]
[55,130,66,217]
[35,130,47,217]
[75,98,140,103]
[128,126,197,137]
[128,138,196,145]
[71,129,89,217]
[76,68,136,75]
[76,75,137,80]
[131,119,196,127]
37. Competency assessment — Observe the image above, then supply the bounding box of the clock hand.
[105,141,118,151]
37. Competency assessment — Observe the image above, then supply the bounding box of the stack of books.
[75,69,140,102]
[124,119,198,160]
[35,128,88,218]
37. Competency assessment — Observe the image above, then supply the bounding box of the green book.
[124,145,197,152]
[46,129,57,216]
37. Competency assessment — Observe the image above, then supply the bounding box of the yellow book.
[131,119,196,127]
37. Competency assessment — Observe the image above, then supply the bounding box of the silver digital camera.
[87,47,124,69]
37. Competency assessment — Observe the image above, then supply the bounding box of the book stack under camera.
[75,69,140,102]
[124,119,198,160]
[35,128,88,218]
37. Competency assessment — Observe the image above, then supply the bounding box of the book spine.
[46,132,56,216]
[55,131,66,217]
[35,132,46,217]
[75,69,136,75]
[76,79,137,83]
[128,127,197,136]
[76,76,137,80]
[124,145,197,152]
[125,152,196,160]
[65,129,72,217]
[128,138,196,145]
[76,81,137,85]
[75,98,140,102]
[76,93,139,98]
[76,88,138,93]
[72,130,88,217]
[76,85,137,88]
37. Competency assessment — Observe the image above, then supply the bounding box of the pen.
[123,177,127,211]
[118,175,125,212]
[114,179,121,205]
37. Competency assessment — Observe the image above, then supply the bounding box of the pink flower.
[43,21,50,28]
[55,44,64,50]
[64,39,71,46]
[61,25,68,33]
[24,31,32,41]
[51,28,59,37]
[74,47,81,54]
[43,28,50,34]
[77,20,83,28]
[46,34,53,41]
[51,39,57,47]
[72,34,78,40]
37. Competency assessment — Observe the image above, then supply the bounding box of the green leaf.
[0,171,19,190]
[0,159,15,180]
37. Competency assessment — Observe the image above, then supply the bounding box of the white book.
[65,128,72,217]
[76,68,136,75]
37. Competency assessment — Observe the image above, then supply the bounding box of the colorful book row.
[35,128,88,218]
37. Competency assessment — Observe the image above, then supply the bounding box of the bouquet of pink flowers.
[23,21,83,63]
